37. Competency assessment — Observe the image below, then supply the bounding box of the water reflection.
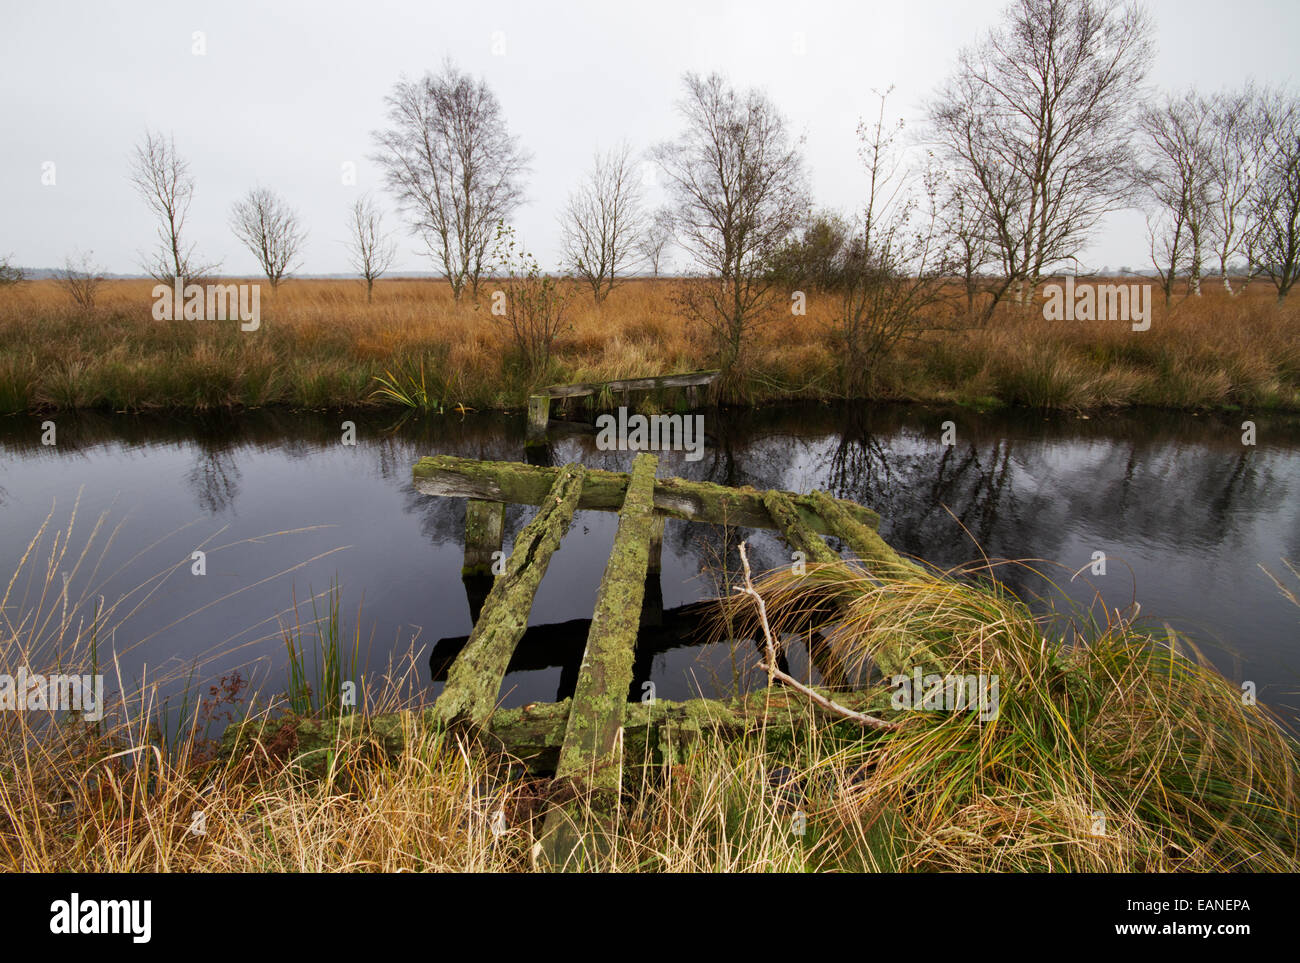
[1,403,1297,722]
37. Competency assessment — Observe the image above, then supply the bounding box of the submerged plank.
[433,463,586,727]
[412,455,880,534]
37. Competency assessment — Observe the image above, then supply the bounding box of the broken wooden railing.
[526,369,720,446]
[223,451,921,870]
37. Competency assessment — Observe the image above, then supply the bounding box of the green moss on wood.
[434,464,587,727]
[554,453,658,790]
[412,455,880,534]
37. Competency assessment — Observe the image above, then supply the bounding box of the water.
[2,403,1297,725]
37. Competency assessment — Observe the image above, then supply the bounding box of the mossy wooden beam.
[542,453,659,867]
[761,489,840,565]
[554,453,658,791]
[412,455,880,535]
[433,463,586,727]
[809,489,925,578]
[219,687,895,778]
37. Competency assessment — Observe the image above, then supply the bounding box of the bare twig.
[735,542,899,732]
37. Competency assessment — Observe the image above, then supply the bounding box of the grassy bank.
[1,278,1298,414]
[2,508,1296,871]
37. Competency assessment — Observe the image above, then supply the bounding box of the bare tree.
[54,251,105,312]
[1207,84,1275,294]
[1138,90,1213,300]
[653,72,808,389]
[345,194,397,303]
[1251,90,1300,301]
[560,142,647,301]
[637,208,675,278]
[928,0,1154,315]
[1146,207,1189,307]
[0,254,23,286]
[229,187,306,291]
[491,223,569,377]
[372,60,530,302]
[128,131,217,283]
[832,92,954,397]
[937,178,997,319]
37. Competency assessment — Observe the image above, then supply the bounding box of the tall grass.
[729,560,1300,871]
[0,277,1296,413]
[2,502,1296,870]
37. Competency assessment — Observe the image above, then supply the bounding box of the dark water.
[2,403,1298,725]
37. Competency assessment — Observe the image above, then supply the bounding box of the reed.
[0,277,1296,413]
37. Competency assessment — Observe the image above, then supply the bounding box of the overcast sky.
[2,0,1297,277]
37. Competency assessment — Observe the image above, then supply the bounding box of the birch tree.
[560,143,647,301]
[372,61,530,301]
[928,0,1153,315]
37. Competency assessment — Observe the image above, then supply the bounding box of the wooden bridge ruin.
[525,369,721,447]
[410,451,922,865]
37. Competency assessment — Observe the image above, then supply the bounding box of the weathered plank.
[809,489,925,578]
[433,463,586,727]
[221,687,894,777]
[554,453,658,790]
[412,455,881,534]
[540,369,720,400]
[541,453,660,867]
[762,489,839,565]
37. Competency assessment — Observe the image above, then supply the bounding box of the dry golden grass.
[4,506,1297,872]
[0,275,1297,412]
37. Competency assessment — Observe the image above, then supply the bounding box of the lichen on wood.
[219,687,894,778]
[553,453,658,791]
[412,455,880,534]
[809,489,925,578]
[462,499,505,578]
[433,463,587,727]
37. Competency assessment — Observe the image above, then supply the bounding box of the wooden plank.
[221,686,894,778]
[412,455,881,535]
[541,369,720,400]
[554,453,659,790]
[540,454,659,868]
[809,489,925,578]
[433,463,586,727]
[762,489,839,565]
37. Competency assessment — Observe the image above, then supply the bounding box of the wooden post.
[462,499,505,579]
[434,464,587,728]
[647,515,665,574]
[526,394,550,446]
[686,385,699,408]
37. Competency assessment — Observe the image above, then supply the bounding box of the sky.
[2,0,1298,277]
